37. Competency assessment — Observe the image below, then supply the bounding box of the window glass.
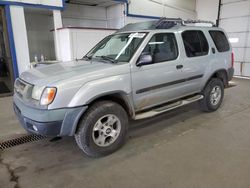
[142,33,178,63]
[209,30,230,52]
[182,30,209,57]
[86,32,147,62]
[198,31,209,54]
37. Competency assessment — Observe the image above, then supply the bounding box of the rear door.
[180,30,212,92]
[209,30,232,71]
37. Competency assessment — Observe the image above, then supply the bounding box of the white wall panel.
[220,1,250,19]
[220,17,249,32]
[62,4,106,20]
[71,29,115,59]
[234,62,241,75]
[56,28,115,61]
[125,16,153,24]
[196,0,219,23]
[242,63,250,75]
[228,33,247,47]
[233,48,244,62]
[107,4,125,29]
[63,19,107,28]
[57,29,71,61]
[244,48,250,62]
[53,10,63,60]
[246,33,250,47]
[220,0,250,76]
[40,0,62,7]
[61,3,125,29]
[62,4,107,28]
[10,6,31,74]
[221,0,242,4]
[25,11,55,61]
[1,0,63,7]
[128,0,196,20]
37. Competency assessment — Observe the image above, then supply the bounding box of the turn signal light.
[40,87,57,106]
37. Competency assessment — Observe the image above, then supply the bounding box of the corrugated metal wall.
[220,0,250,77]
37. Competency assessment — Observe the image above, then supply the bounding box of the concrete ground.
[1,78,250,188]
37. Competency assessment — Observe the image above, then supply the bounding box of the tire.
[75,100,128,157]
[199,78,224,112]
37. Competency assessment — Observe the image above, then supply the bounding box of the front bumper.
[13,96,88,136]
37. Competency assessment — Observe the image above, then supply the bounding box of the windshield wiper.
[95,56,118,64]
[82,55,92,61]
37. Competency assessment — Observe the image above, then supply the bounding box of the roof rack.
[183,19,216,27]
[117,17,216,33]
[155,17,216,28]
[155,17,183,29]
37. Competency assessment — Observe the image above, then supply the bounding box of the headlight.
[31,86,45,100]
[40,87,57,106]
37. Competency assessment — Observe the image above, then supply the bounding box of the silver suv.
[13,18,234,157]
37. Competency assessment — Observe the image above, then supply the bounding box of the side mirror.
[136,53,153,67]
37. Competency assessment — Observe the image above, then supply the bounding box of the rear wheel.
[199,78,224,112]
[75,100,128,157]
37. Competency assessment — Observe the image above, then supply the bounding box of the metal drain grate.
[0,134,46,150]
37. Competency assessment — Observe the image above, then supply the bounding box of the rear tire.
[75,100,128,157]
[199,78,224,112]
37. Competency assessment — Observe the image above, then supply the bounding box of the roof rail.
[155,17,184,29]
[116,17,216,33]
[183,19,216,27]
[156,17,216,28]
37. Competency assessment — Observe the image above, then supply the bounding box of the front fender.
[68,74,132,107]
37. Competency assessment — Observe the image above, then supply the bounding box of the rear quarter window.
[209,30,230,52]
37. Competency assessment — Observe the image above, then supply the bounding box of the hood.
[20,60,128,86]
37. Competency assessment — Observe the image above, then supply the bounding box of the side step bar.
[134,95,204,120]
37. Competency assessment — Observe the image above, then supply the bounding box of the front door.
[131,32,184,112]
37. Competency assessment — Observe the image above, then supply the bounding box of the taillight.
[231,52,234,68]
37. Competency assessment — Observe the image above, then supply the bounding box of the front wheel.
[199,78,224,112]
[75,101,128,157]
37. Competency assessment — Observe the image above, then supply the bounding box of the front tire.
[75,100,128,157]
[199,78,224,112]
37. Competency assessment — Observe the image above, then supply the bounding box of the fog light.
[32,125,38,132]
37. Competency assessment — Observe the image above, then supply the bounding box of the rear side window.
[209,30,230,52]
[182,30,209,57]
[142,33,178,63]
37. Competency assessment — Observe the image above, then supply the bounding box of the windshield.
[85,32,147,63]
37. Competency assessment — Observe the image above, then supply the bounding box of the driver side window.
[142,33,178,63]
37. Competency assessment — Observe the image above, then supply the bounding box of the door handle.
[176,65,183,69]
[212,47,216,54]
